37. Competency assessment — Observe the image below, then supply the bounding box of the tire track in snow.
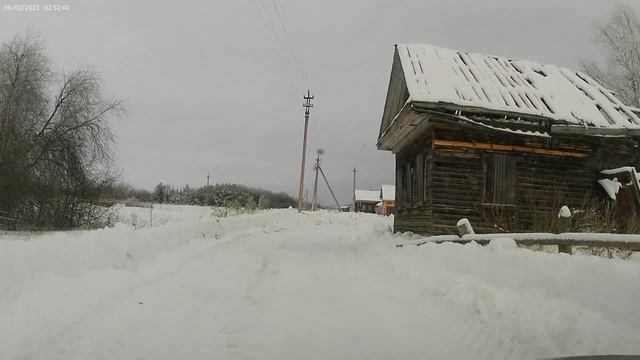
[21,223,286,359]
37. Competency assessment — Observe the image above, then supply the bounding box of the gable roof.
[381,185,395,201]
[355,190,381,202]
[379,43,640,144]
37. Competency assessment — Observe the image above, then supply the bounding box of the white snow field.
[2,205,640,359]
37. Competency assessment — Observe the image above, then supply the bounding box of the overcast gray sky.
[1,0,638,205]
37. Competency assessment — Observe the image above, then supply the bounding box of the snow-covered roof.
[598,178,623,200]
[396,43,640,129]
[355,190,381,202]
[381,185,395,201]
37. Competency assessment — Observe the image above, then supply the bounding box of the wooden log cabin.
[377,44,640,235]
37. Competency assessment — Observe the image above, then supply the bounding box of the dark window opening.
[423,156,429,202]
[410,162,416,201]
[483,154,517,205]
[396,165,403,210]
[403,163,410,205]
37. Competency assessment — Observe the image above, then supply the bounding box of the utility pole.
[312,149,323,211]
[206,172,210,187]
[298,90,314,213]
[352,167,357,211]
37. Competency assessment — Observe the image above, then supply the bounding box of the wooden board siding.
[394,129,433,234]
[431,147,483,234]
[381,200,395,216]
[393,122,639,235]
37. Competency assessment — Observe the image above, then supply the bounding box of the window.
[403,163,411,205]
[483,154,517,205]
[410,162,416,201]
[423,156,429,202]
[396,164,403,209]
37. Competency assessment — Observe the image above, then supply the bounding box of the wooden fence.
[0,214,17,230]
[396,232,640,253]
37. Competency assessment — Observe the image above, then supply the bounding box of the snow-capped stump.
[557,206,572,218]
[456,218,475,236]
[557,205,573,239]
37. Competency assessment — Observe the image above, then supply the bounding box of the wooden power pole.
[298,90,314,213]
[352,167,357,211]
[312,149,323,211]
[318,165,341,210]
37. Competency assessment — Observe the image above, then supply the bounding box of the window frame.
[423,155,429,202]
[482,153,517,206]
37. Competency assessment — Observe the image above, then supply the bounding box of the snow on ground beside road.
[2,205,640,359]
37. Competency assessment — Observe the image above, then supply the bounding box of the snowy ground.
[2,205,640,359]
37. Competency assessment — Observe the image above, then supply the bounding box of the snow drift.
[1,206,639,359]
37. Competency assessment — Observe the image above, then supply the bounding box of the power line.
[249,0,306,83]
[270,0,290,36]
[270,0,306,82]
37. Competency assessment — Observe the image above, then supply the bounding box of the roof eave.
[549,124,640,137]
[377,101,430,152]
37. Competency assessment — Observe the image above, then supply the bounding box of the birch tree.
[582,3,640,107]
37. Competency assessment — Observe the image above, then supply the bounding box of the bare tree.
[0,32,123,229]
[0,32,50,216]
[582,3,640,107]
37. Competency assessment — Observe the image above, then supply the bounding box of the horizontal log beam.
[397,232,640,251]
[433,139,588,158]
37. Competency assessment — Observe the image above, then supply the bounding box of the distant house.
[354,190,380,213]
[354,185,396,215]
[377,43,640,235]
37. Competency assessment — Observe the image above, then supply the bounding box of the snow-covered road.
[2,206,640,359]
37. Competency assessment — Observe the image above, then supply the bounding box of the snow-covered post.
[557,206,572,254]
[456,218,475,236]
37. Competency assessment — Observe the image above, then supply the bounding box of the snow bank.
[2,206,639,359]
[487,237,517,251]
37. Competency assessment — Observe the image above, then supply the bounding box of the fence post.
[558,244,572,254]
[557,206,572,254]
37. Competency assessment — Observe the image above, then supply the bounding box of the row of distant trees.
[103,182,296,209]
[151,183,296,209]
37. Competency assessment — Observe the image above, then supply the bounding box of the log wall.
[393,123,639,235]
